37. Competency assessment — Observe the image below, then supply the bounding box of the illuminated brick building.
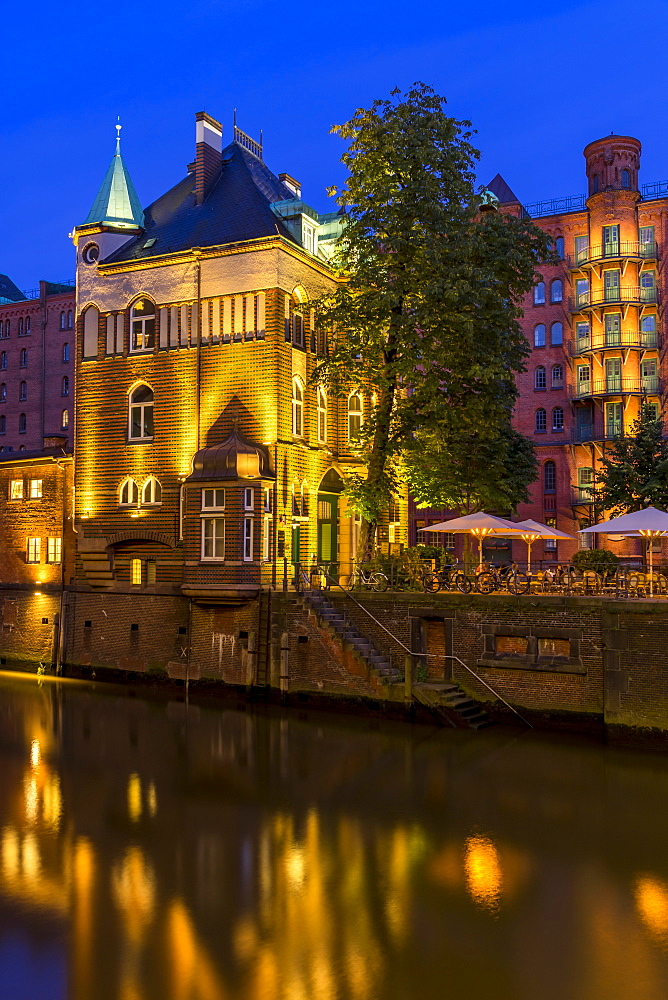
[0,277,75,454]
[413,134,668,567]
[72,114,405,601]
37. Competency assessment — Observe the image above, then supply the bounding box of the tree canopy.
[313,83,553,558]
[595,402,668,516]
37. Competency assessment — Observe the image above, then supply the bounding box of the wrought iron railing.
[567,241,657,267]
[569,330,659,354]
[571,376,660,399]
[570,286,658,310]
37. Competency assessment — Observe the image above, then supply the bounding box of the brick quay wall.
[1,586,668,739]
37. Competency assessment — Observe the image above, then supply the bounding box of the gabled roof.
[0,274,26,302]
[83,131,145,229]
[486,173,522,206]
[104,142,298,265]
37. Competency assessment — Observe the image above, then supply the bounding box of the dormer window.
[130,299,155,352]
[303,223,316,255]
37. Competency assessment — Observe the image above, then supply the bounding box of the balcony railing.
[571,486,597,503]
[569,330,659,355]
[571,424,625,443]
[570,286,658,310]
[568,241,657,268]
[571,376,660,399]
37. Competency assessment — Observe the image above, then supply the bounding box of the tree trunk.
[356,345,398,563]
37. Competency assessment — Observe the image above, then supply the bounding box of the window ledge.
[534,387,546,392]
[127,438,154,445]
[534,429,547,434]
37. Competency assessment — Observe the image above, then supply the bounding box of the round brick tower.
[583,134,641,196]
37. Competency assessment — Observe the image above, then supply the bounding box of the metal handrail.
[569,331,659,355]
[570,287,658,310]
[571,376,660,398]
[299,562,532,728]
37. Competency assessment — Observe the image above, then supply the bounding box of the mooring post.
[280,632,290,699]
[404,654,413,709]
[246,631,257,692]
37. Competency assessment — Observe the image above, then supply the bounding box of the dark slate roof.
[187,426,274,481]
[105,142,298,264]
[486,173,522,205]
[0,274,26,302]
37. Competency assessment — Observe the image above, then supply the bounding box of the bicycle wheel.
[508,571,530,595]
[371,573,389,593]
[476,572,496,594]
[422,572,441,593]
[345,573,358,591]
[455,573,472,594]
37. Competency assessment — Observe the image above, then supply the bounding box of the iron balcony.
[571,486,596,504]
[567,241,657,268]
[570,286,658,311]
[570,376,661,399]
[569,330,659,355]
[571,425,625,444]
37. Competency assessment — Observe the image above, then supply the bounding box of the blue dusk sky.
[3,0,668,289]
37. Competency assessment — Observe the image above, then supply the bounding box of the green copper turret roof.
[83,124,144,229]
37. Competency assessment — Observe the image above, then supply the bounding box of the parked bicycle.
[475,565,530,595]
[422,564,472,594]
[346,564,389,593]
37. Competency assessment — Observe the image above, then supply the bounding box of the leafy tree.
[595,402,668,516]
[313,83,553,560]
[404,421,537,516]
[572,548,618,576]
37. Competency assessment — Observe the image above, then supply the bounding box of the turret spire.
[82,120,145,229]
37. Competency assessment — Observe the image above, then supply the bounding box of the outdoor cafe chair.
[627,573,647,598]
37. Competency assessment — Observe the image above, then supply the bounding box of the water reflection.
[0,674,667,998]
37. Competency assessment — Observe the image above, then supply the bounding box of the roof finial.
[115,116,122,155]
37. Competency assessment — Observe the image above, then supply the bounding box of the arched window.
[61,376,69,397]
[550,322,563,346]
[534,324,546,348]
[552,407,564,431]
[18,413,26,434]
[130,298,155,352]
[0,352,5,370]
[535,408,547,433]
[60,312,66,330]
[534,366,546,390]
[67,310,73,329]
[20,349,27,367]
[317,388,327,443]
[128,384,154,440]
[621,169,631,189]
[0,416,5,434]
[119,478,139,506]
[142,477,162,506]
[555,237,564,260]
[61,409,69,430]
[550,280,563,303]
[4,321,9,337]
[533,282,545,305]
[592,175,599,194]
[25,317,30,335]
[544,460,556,492]
[291,377,304,436]
[0,384,5,402]
[552,364,564,387]
[19,381,26,401]
[62,343,70,363]
[348,393,363,442]
[18,318,23,336]
[292,310,305,348]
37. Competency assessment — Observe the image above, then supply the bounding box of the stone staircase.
[413,681,495,730]
[303,591,403,686]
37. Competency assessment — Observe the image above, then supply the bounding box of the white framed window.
[534,366,546,390]
[317,388,327,443]
[292,377,304,437]
[202,488,225,510]
[263,487,272,513]
[61,409,69,430]
[201,518,225,561]
[26,537,41,563]
[244,487,254,511]
[119,478,139,506]
[534,324,546,347]
[348,393,362,441]
[533,282,545,305]
[552,364,563,387]
[131,558,142,585]
[29,479,42,499]
[293,312,305,348]
[141,477,162,506]
[9,479,23,500]
[128,384,154,440]
[243,518,254,561]
[47,537,62,564]
[130,299,155,352]
[263,515,271,560]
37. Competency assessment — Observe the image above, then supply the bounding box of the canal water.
[1,674,668,1000]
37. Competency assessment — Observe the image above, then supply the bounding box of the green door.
[317,494,339,579]
[604,270,620,302]
[605,357,622,392]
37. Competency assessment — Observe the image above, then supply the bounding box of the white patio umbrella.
[418,511,526,571]
[512,518,575,573]
[580,506,668,596]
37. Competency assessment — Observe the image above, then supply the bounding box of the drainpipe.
[194,253,202,450]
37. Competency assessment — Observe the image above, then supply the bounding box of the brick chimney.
[195,112,223,205]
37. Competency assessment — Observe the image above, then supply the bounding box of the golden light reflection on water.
[127,773,142,823]
[636,875,668,940]
[463,835,503,913]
